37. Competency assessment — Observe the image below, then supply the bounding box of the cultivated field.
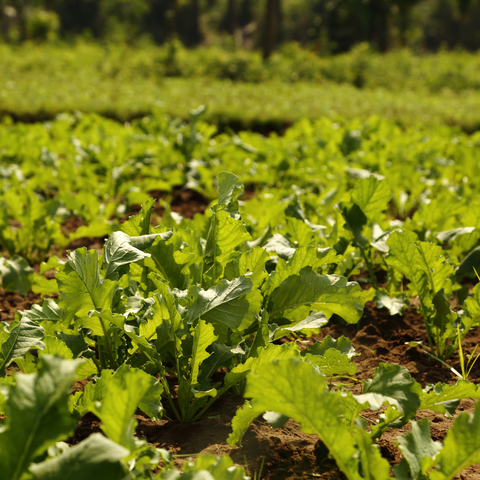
[1,110,480,478]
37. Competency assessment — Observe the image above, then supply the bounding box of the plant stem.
[349,404,362,435]
[98,316,116,370]
[191,382,236,422]
[96,336,106,371]
[158,374,182,422]
[359,245,378,289]
[457,324,467,379]
[418,346,462,379]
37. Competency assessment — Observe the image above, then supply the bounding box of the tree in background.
[262,0,282,58]
[0,0,479,53]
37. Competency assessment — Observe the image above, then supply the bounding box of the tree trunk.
[190,0,202,44]
[166,0,178,39]
[369,0,389,52]
[222,0,236,35]
[13,0,27,41]
[239,0,253,27]
[263,0,281,59]
[398,4,410,47]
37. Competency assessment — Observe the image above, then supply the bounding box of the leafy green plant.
[385,229,464,361]
[4,173,365,424]
[457,325,480,381]
[0,189,67,264]
[230,357,480,479]
[0,355,249,480]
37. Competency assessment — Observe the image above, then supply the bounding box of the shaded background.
[0,0,479,56]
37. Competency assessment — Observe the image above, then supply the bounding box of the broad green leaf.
[40,256,65,275]
[103,231,156,280]
[38,335,73,359]
[245,359,370,480]
[263,233,296,259]
[198,343,238,383]
[191,320,218,385]
[355,429,391,480]
[419,380,480,416]
[138,381,164,421]
[182,454,247,480]
[354,364,422,423]
[284,216,317,246]
[272,311,328,340]
[149,276,184,356]
[15,351,38,374]
[341,202,369,247]
[302,336,357,376]
[70,370,114,418]
[304,335,356,359]
[464,283,480,326]
[351,176,391,221]
[224,343,301,387]
[375,289,408,316]
[227,400,264,447]
[157,470,211,480]
[73,358,98,381]
[32,275,59,296]
[20,299,63,322]
[121,197,155,236]
[29,434,128,480]
[396,419,442,480]
[0,254,33,296]
[56,333,89,358]
[263,246,341,296]
[57,248,116,323]
[0,375,15,414]
[138,297,165,342]
[188,276,258,331]
[74,315,105,337]
[0,356,82,480]
[0,318,45,375]
[0,322,9,346]
[386,230,453,303]
[217,171,243,208]
[436,227,475,244]
[263,411,289,428]
[93,365,162,451]
[147,228,194,289]
[456,245,480,278]
[371,405,403,440]
[429,289,457,359]
[204,209,251,279]
[268,268,365,324]
[98,310,160,362]
[160,453,248,480]
[68,221,112,242]
[223,247,270,289]
[284,193,325,234]
[430,403,480,480]
[304,349,357,376]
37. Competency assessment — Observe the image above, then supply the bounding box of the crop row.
[1,113,480,478]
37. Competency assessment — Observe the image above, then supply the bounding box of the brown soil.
[0,289,44,323]
[63,302,480,479]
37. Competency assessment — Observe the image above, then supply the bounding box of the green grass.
[2,43,480,131]
[2,76,480,131]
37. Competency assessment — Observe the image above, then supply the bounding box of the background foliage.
[0,0,479,54]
